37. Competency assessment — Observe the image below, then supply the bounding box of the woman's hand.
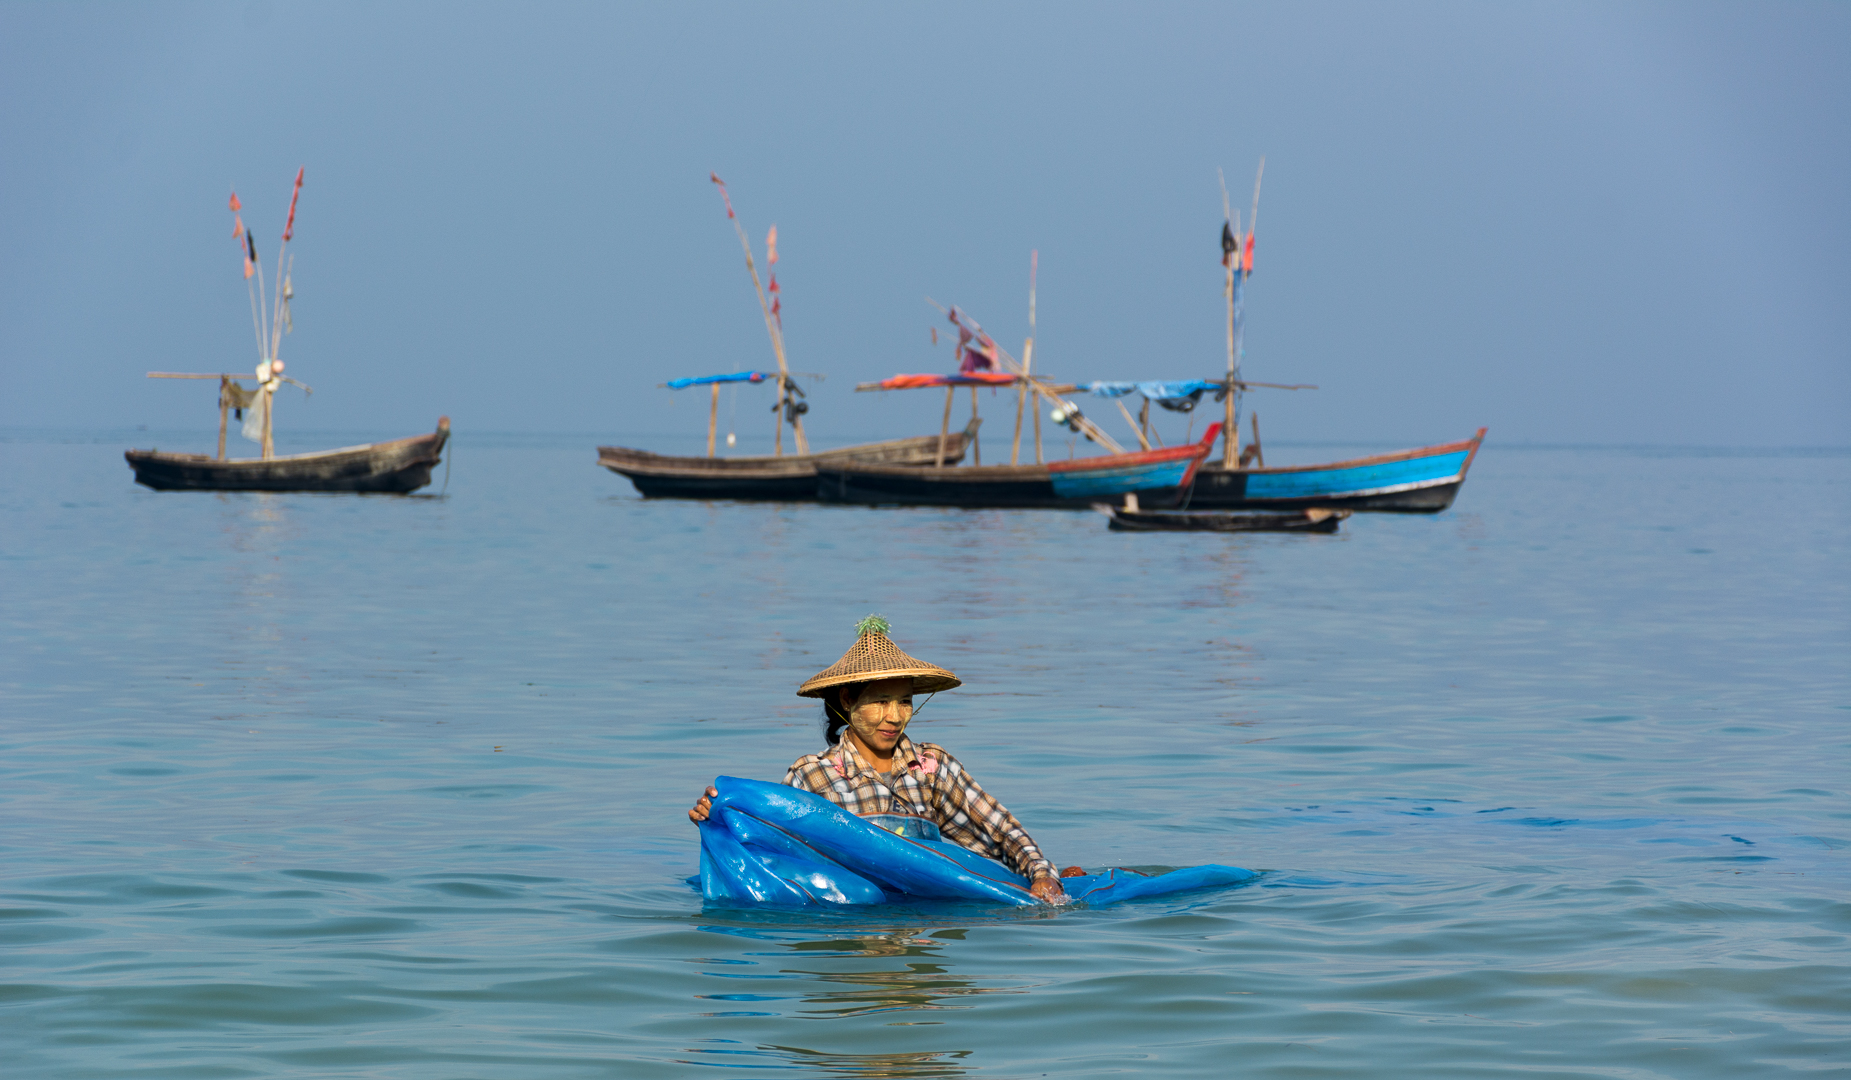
[689,785,718,823]
[1029,874,1067,902]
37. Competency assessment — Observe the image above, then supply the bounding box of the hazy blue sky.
[3,1,1846,449]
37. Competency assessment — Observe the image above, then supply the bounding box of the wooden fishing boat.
[129,171,450,495]
[1046,423,1219,499]
[599,420,979,501]
[814,424,1220,509]
[1096,503,1349,533]
[126,419,451,493]
[1187,428,1486,513]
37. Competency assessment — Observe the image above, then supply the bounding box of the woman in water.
[689,616,1069,902]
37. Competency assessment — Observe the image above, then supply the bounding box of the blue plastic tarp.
[666,371,770,389]
[696,776,1258,907]
[1084,380,1225,404]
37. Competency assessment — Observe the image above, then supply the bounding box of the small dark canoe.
[599,421,978,501]
[1098,505,1350,533]
[1189,428,1487,513]
[126,420,450,493]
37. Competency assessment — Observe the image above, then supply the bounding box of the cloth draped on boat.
[874,372,1018,390]
[1083,380,1227,412]
[666,371,770,390]
[221,381,260,443]
[696,776,1257,907]
[220,381,263,443]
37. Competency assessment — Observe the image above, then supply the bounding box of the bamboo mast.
[935,385,955,467]
[1219,169,1237,467]
[708,382,720,457]
[218,376,230,461]
[709,175,803,456]
[1012,250,1036,465]
[1236,160,1263,468]
[969,386,982,465]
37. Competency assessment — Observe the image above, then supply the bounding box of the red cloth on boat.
[877,372,1016,390]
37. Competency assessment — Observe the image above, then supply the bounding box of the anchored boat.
[599,419,978,501]
[126,420,449,493]
[599,180,978,501]
[1188,429,1486,512]
[126,170,449,495]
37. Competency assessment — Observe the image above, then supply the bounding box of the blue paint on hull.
[1048,457,1197,499]
[1243,449,1471,501]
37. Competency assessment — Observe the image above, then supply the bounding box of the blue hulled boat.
[1187,428,1486,513]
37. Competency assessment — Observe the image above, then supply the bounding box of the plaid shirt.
[783,736,1056,882]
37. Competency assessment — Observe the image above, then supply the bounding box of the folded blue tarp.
[666,371,770,389]
[697,776,1257,907]
[1084,380,1224,403]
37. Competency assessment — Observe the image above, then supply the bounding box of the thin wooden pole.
[1011,378,1025,465]
[1015,251,1036,466]
[217,376,229,461]
[1033,381,1043,464]
[1249,410,1264,468]
[1115,398,1151,451]
[261,382,275,460]
[708,382,719,457]
[1138,397,1151,444]
[935,385,954,467]
[1223,252,1237,468]
[1220,170,1238,469]
[710,178,796,456]
[970,386,981,466]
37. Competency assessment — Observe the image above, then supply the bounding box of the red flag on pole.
[1242,231,1255,274]
[710,173,735,219]
[229,192,242,212]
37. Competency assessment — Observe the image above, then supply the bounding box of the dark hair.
[821,683,862,747]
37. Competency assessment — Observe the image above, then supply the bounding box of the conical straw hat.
[797,615,961,698]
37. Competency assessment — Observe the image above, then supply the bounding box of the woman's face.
[842,677,914,758]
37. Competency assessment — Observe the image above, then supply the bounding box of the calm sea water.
[3,428,1848,1078]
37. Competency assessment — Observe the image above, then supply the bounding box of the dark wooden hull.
[599,424,976,501]
[815,461,1190,510]
[1188,429,1486,513]
[1101,506,1349,533]
[126,425,449,493]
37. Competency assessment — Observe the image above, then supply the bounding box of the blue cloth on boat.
[696,776,1258,907]
[1084,380,1226,411]
[666,371,769,389]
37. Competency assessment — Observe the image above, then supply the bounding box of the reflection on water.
[782,930,1024,1020]
[683,1041,974,1078]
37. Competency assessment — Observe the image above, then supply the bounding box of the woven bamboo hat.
[797,615,962,699]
